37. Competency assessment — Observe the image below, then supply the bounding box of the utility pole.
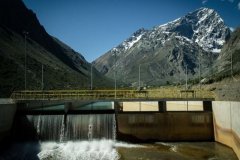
[211,53,214,79]
[41,64,44,90]
[90,64,93,90]
[138,64,141,90]
[185,65,188,90]
[231,51,233,78]
[230,51,237,81]
[185,64,189,109]
[114,52,117,99]
[186,65,189,108]
[199,52,201,89]
[23,31,28,91]
[179,70,181,86]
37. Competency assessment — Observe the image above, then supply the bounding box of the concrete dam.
[0,99,239,159]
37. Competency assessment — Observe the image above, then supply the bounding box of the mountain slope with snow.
[93,7,230,87]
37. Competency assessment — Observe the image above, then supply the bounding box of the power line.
[185,65,188,90]
[138,64,141,90]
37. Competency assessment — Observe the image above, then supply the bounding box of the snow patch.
[122,34,143,50]
[212,48,221,53]
[112,48,118,52]
[175,36,193,44]
[197,9,214,24]
[157,18,181,29]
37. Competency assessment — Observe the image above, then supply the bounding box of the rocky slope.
[93,8,230,87]
[192,28,240,101]
[213,28,240,79]
[0,0,111,97]
[206,28,240,101]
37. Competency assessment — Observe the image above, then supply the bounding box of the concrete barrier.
[212,101,240,159]
[0,99,16,142]
[117,112,214,142]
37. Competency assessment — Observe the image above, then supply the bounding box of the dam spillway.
[27,114,116,141]
[0,99,239,160]
[15,100,215,142]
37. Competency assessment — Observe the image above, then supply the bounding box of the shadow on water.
[0,114,41,160]
[117,142,238,160]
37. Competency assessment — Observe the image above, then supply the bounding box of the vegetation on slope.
[0,0,112,97]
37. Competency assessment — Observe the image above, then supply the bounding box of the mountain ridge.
[0,0,111,97]
[0,0,82,72]
[93,7,231,87]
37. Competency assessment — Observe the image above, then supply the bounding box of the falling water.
[36,115,41,135]
[27,115,64,141]
[27,114,119,159]
[113,114,117,141]
[66,114,115,140]
[59,115,65,142]
[88,115,93,140]
[27,114,116,141]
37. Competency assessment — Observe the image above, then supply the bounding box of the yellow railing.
[10,89,215,100]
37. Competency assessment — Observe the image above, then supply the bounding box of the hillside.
[0,0,111,97]
[213,28,240,79]
[201,28,240,101]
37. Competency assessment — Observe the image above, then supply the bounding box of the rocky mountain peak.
[152,7,230,53]
[93,7,231,87]
[109,7,230,56]
[111,28,148,53]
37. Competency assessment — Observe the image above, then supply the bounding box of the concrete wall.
[121,101,204,112]
[122,102,158,111]
[0,99,16,142]
[117,112,214,142]
[212,101,240,159]
[166,101,203,111]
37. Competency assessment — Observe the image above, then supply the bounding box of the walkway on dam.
[10,89,214,101]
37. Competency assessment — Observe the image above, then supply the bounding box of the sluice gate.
[13,100,214,142]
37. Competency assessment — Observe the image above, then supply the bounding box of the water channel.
[0,102,238,160]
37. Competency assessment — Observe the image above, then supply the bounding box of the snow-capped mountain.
[93,7,231,87]
[112,8,229,54]
[113,28,147,52]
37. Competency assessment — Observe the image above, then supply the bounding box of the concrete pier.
[0,99,16,141]
[212,101,240,159]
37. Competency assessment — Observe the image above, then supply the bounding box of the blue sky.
[23,0,240,62]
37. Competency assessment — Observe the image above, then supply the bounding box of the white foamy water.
[38,139,141,160]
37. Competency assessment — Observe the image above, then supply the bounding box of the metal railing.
[10,89,215,101]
